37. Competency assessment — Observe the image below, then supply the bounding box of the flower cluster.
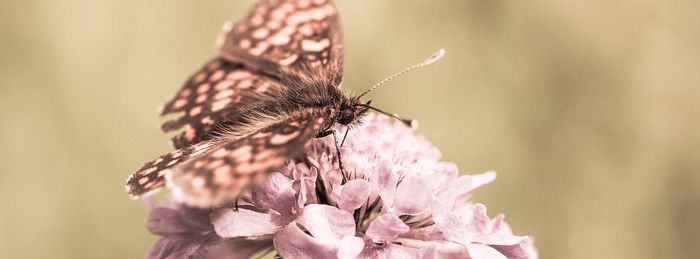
[146,113,537,258]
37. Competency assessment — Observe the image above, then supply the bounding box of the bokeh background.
[1,0,699,258]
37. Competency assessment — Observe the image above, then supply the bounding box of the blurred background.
[1,0,699,258]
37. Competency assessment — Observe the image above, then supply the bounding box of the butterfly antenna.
[357,49,445,98]
[358,104,416,128]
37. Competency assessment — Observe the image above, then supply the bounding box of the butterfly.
[125,0,444,208]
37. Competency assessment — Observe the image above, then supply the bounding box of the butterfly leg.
[315,130,333,138]
[316,129,348,183]
[330,130,348,184]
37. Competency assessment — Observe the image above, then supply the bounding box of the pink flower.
[145,114,537,259]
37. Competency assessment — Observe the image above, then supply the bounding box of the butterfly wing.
[127,106,332,204]
[167,107,332,207]
[126,140,224,198]
[217,0,344,86]
[160,57,283,149]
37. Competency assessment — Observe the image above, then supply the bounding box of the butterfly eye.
[338,108,355,125]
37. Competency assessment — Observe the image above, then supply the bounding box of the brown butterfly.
[125,0,444,208]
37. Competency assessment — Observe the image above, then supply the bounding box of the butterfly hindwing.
[217,0,344,86]
[126,140,224,198]
[167,106,333,207]
[160,57,282,149]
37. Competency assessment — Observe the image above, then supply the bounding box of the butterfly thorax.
[209,76,365,143]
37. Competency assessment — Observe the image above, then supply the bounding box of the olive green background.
[1,1,699,258]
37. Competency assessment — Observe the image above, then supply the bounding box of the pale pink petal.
[211,207,283,238]
[147,206,210,236]
[360,244,430,259]
[491,239,538,259]
[291,166,318,208]
[394,174,432,215]
[429,163,459,193]
[453,171,497,204]
[251,172,296,215]
[273,222,337,258]
[203,238,272,259]
[466,244,508,259]
[338,179,371,212]
[402,225,444,241]
[431,242,470,258]
[376,162,398,212]
[296,204,356,242]
[147,236,209,259]
[337,236,365,259]
[272,204,357,258]
[365,214,410,243]
[478,234,529,246]
[434,204,480,245]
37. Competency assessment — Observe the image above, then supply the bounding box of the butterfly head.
[337,98,371,126]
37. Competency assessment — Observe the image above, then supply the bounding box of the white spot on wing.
[279,54,299,66]
[252,28,269,39]
[301,39,330,52]
[270,131,301,145]
[167,159,180,166]
[211,99,231,112]
[269,34,291,45]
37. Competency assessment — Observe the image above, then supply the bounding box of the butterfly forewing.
[217,0,344,86]
[161,58,282,149]
[167,107,333,207]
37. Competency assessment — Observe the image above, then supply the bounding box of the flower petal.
[453,171,497,204]
[273,222,337,258]
[394,174,432,215]
[402,225,444,241]
[203,238,273,259]
[338,179,371,212]
[147,206,210,236]
[211,207,284,238]
[147,235,209,259]
[431,242,470,258]
[251,172,296,215]
[274,205,358,258]
[292,165,319,208]
[478,234,528,246]
[360,243,431,259]
[376,162,398,213]
[491,239,539,259]
[297,204,356,242]
[433,204,481,245]
[466,243,508,259]
[365,214,409,243]
[337,236,365,259]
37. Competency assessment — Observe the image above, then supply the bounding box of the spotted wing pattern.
[217,0,343,85]
[167,107,333,207]
[126,140,223,198]
[160,57,281,149]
